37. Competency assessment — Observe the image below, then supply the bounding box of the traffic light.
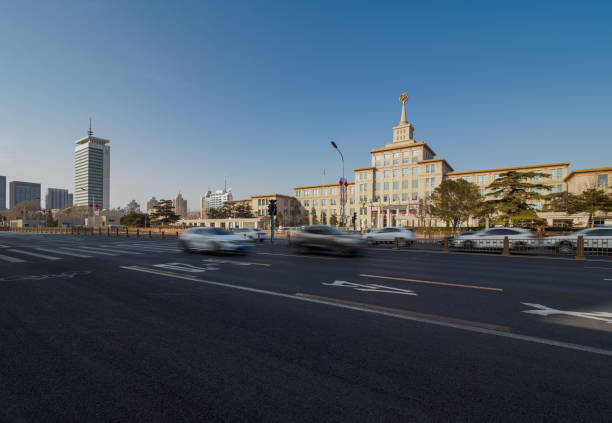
[270,199,277,216]
[267,202,273,216]
[352,213,357,223]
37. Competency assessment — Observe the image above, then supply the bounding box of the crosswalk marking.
[100,244,180,253]
[60,247,117,256]
[79,246,143,255]
[8,249,62,261]
[37,248,92,258]
[0,253,26,263]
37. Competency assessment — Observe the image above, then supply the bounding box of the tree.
[486,171,549,227]
[321,212,327,225]
[150,199,180,226]
[120,212,147,227]
[7,201,40,220]
[234,203,254,218]
[275,212,283,226]
[329,215,338,226]
[429,179,484,230]
[310,208,318,225]
[543,192,569,212]
[566,188,612,227]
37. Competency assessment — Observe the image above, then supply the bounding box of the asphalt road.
[0,232,611,422]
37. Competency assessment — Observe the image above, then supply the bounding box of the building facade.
[200,189,233,218]
[9,181,41,209]
[45,188,73,210]
[74,125,111,210]
[0,175,5,210]
[146,197,159,214]
[173,193,187,217]
[293,94,611,229]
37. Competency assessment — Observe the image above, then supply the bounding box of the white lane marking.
[60,247,117,256]
[99,244,181,252]
[522,303,612,324]
[256,252,335,260]
[0,244,10,248]
[0,253,26,263]
[8,249,62,260]
[152,263,219,273]
[120,266,612,357]
[79,246,143,255]
[605,279,612,282]
[323,280,417,295]
[36,248,92,258]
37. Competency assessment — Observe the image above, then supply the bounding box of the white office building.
[200,189,233,217]
[74,125,110,210]
[45,188,73,210]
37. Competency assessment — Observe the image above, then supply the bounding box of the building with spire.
[74,120,111,210]
[172,193,187,217]
[293,94,611,229]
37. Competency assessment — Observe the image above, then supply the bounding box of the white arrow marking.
[153,263,219,273]
[522,303,612,324]
[323,280,417,296]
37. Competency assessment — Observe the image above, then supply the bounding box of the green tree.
[486,171,548,227]
[150,199,180,226]
[120,212,147,227]
[329,215,338,226]
[429,179,484,230]
[567,188,612,227]
[310,208,318,225]
[321,211,327,225]
[235,203,254,218]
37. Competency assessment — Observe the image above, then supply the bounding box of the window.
[426,191,431,198]
[304,190,310,196]
[350,186,355,193]
[321,188,328,195]
[493,174,500,181]
[425,178,430,187]
[598,174,608,187]
[392,194,399,201]
[330,199,337,205]
[313,199,318,205]
[384,161,390,166]
[331,187,337,195]
[375,155,382,161]
[431,177,435,186]
[412,193,418,200]
[393,152,400,158]
[402,181,409,189]
[462,176,471,183]
[426,165,430,173]
[402,193,408,201]
[393,181,399,190]
[412,167,418,176]
[375,183,380,190]
[296,191,301,197]
[479,189,486,197]
[304,200,309,206]
[360,172,368,180]
[412,152,419,163]
[430,164,436,172]
[384,170,390,178]
[393,169,399,177]
[384,153,391,159]
[321,199,327,206]
[393,160,399,165]
[383,182,390,190]
[412,180,418,188]
[477,175,488,185]
[383,194,389,202]
[331,209,337,216]
[550,168,563,179]
[349,198,354,204]
[375,171,381,179]
[402,168,409,176]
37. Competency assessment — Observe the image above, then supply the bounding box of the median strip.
[359,274,503,292]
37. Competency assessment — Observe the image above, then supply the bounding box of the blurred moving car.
[363,227,416,246]
[179,227,252,253]
[545,227,612,253]
[436,230,476,246]
[291,225,364,256]
[451,227,538,249]
[233,228,267,241]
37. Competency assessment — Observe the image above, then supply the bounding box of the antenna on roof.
[88,118,93,136]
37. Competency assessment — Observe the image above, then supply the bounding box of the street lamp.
[330,141,346,227]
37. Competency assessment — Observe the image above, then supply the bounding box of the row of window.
[302,198,355,207]
[297,186,353,197]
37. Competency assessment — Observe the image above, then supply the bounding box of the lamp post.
[330,141,346,227]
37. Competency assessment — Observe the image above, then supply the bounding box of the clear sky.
[1,0,610,210]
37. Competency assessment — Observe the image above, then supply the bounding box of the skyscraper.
[9,181,41,209]
[0,176,6,210]
[74,122,110,210]
[173,193,187,217]
[45,188,73,210]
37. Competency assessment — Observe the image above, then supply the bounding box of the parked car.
[179,227,253,253]
[233,228,267,241]
[363,227,416,246]
[291,225,364,256]
[545,227,612,253]
[451,227,538,249]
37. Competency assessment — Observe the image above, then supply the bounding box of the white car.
[363,227,417,245]
[545,227,612,254]
[451,227,538,249]
[233,228,267,241]
[179,227,253,253]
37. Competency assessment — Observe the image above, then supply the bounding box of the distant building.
[172,193,187,217]
[146,197,159,214]
[9,181,41,209]
[74,122,111,210]
[126,200,141,213]
[0,175,5,210]
[200,189,233,218]
[45,188,73,210]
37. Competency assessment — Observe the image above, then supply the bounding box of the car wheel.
[366,238,376,245]
[180,240,192,253]
[559,241,573,255]
[463,240,473,250]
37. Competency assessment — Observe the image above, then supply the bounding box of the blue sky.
[1,0,611,210]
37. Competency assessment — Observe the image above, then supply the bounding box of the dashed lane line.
[36,248,93,258]
[256,252,336,260]
[60,247,117,256]
[79,246,143,255]
[119,265,612,357]
[8,249,61,261]
[0,253,26,263]
[359,274,503,292]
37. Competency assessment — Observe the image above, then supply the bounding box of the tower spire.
[399,93,409,124]
[88,118,93,136]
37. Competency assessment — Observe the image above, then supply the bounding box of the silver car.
[545,227,612,254]
[233,228,267,241]
[179,227,253,253]
[291,225,364,256]
[451,227,539,249]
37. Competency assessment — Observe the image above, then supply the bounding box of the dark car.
[291,225,364,256]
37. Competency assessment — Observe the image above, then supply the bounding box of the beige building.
[293,94,611,229]
[172,193,188,217]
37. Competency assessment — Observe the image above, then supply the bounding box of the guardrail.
[379,235,612,259]
[6,226,185,239]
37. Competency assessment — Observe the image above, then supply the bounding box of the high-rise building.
[126,200,141,213]
[9,181,41,209]
[173,193,187,217]
[146,197,159,214]
[45,188,73,210]
[200,189,233,218]
[74,122,110,210]
[0,175,5,210]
